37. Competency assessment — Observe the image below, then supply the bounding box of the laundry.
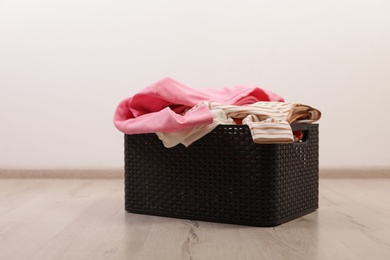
[224,102,321,144]
[293,130,304,142]
[156,101,321,147]
[114,78,321,147]
[113,77,284,135]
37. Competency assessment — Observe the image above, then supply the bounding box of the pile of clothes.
[114,78,321,147]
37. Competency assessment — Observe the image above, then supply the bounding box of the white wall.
[1,0,389,169]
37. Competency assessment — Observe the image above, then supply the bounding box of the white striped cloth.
[156,101,321,147]
[211,102,321,144]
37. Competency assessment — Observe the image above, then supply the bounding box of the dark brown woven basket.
[124,124,319,227]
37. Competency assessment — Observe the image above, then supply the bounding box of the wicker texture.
[124,124,319,227]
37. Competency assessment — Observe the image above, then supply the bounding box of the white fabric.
[156,101,320,147]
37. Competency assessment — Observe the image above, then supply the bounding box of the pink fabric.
[114,78,284,134]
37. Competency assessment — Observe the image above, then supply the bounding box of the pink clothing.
[114,78,284,134]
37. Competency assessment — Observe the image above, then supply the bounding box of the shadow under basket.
[124,124,319,227]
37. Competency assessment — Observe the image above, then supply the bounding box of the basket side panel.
[124,124,319,226]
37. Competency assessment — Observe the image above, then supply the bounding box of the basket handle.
[291,123,315,143]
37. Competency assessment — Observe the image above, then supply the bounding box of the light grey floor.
[1,177,390,260]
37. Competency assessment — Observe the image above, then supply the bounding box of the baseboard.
[319,167,390,178]
[0,168,123,179]
[0,168,389,179]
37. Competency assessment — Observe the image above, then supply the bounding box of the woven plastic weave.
[124,124,319,227]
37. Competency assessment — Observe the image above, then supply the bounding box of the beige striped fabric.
[210,102,321,144]
[156,101,321,147]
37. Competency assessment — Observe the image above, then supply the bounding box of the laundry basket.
[124,123,319,227]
